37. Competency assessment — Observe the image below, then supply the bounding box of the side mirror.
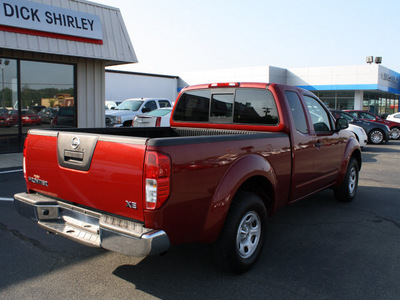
[335,118,349,131]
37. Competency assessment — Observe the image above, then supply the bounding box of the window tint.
[173,89,210,122]
[347,111,358,118]
[359,112,375,120]
[304,96,332,132]
[234,89,279,125]
[158,100,171,108]
[143,100,157,111]
[118,100,143,111]
[333,111,354,122]
[210,94,233,123]
[285,91,308,134]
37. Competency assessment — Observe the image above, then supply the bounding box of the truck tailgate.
[24,130,148,222]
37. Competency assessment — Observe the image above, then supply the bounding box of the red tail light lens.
[144,151,171,210]
[155,117,161,127]
[23,137,28,180]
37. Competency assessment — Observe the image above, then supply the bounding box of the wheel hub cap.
[236,211,261,259]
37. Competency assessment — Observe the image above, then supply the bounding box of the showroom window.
[0,58,76,153]
[312,91,354,110]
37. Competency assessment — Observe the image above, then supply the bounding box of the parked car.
[7,109,41,126]
[133,107,172,127]
[386,112,400,123]
[346,124,367,148]
[0,108,13,127]
[345,110,400,140]
[106,98,172,127]
[331,110,390,144]
[38,107,58,124]
[51,107,74,128]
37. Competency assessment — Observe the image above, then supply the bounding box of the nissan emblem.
[71,136,80,149]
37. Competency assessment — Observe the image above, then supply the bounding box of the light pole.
[0,59,10,109]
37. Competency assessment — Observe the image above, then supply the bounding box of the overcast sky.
[94,0,400,75]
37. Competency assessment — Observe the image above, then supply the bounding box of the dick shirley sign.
[0,0,103,42]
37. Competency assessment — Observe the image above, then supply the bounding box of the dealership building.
[1,1,399,154]
[0,0,136,153]
[180,63,400,115]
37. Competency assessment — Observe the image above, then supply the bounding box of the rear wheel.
[213,191,267,274]
[334,157,359,202]
[368,129,384,144]
[390,127,400,140]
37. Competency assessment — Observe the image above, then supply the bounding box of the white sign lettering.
[0,0,103,41]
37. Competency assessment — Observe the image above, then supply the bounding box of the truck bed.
[24,127,289,223]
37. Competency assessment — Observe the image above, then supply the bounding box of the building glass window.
[312,90,355,110]
[0,59,75,153]
[363,91,399,117]
[0,58,18,153]
[21,61,75,130]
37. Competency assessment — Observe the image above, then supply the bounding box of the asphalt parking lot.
[0,141,399,299]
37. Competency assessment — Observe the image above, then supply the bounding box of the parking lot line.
[0,197,13,202]
[0,169,23,175]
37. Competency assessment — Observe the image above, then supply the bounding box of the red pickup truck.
[14,82,361,273]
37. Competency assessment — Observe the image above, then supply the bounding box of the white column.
[354,90,364,110]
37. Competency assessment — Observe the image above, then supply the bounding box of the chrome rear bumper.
[14,192,170,257]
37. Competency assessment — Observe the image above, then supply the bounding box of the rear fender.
[200,154,277,243]
[336,136,362,187]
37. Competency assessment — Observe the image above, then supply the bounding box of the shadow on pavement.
[111,186,400,299]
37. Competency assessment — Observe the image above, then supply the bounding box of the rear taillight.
[23,137,28,180]
[208,82,239,88]
[155,117,161,127]
[144,151,171,210]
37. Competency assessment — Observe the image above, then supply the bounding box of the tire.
[213,191,268,274]
[123,120,132,127]
[390,127,400,140]
[368,129,384,144]
[334,157,359,202]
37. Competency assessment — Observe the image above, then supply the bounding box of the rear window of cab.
[173,88,279,125]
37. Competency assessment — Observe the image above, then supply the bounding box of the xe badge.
[126,200,137,209]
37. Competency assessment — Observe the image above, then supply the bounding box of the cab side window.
[304,96,332,132]
[143,100,157,111]
[285,91,308,134]
[158,100,171,108]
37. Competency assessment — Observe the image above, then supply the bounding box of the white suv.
[105,98,172,127]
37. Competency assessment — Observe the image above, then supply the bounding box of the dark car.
[51,107,75,128]
[29,105,46,114]
[38,107,58,124]
[345,110,400,140]
[331,110,390,144]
